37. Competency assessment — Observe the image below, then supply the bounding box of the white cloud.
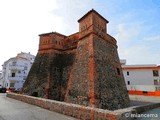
[113,23,142,50]
[0,0,159,69]
[0,0,59,69]
[115,23,141,41]
[0,0,95,69]
[113,23,160,65]
[118,45,160,65]
[51,0,95,35]
[144,35,160,41]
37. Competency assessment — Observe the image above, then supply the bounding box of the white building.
[0,71,2,88]
[1,52,35,91]
[122,63,160,96]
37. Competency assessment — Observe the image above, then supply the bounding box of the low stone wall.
[129,95,160,103]
[7,92,160,120]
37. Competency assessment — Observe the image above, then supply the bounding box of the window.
[32,92,38,97]
[81,25,87,32]
[116,68,121,75]
[12,61,16,66]
[73,42,77,45]
[143,91,148,94]
[154,79,159,85]
[127,81,130,85]
[156,87,160,90]
[127,71,129,76]
[24,66,28,70]
[23,76,27,80]
[12,73,15,77]
[10,83,15,87]
[85,25,87,30]
[153,70,159,77]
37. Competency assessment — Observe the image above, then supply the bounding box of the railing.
[155,85,160,90]
[127,85,160,91]
[8,76,24,81]
[9,65,24,70]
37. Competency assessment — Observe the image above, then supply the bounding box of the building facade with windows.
[0,71,2,88]
[122,63,160,96]
[1,52,35,91]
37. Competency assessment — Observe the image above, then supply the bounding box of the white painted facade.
[122,64,160,92]
[1,52,35,91]
[0,71,2,88]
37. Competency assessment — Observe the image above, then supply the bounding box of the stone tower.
[64,9,129,110]
[22,9,129,110]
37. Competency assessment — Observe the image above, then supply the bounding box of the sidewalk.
[129,95,160,103]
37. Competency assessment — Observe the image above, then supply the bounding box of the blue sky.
[0,0,160,69]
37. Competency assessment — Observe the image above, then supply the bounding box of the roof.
[78,9,109,23]
[3,57,16,65]
[3,56,31,66]
[67,32,79,37]
[39,32,67,37]
[122,64,160,70]
[16,56,29,61]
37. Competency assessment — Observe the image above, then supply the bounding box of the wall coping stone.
[7,92,160,120]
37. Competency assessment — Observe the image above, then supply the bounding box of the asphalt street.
[136,107,160,120]
[0,93,77,120]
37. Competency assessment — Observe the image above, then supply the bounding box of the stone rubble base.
[7,92,160,120]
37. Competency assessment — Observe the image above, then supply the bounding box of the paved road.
[130,95,160,120]
[136,107,160,120]
[0,93,77,120]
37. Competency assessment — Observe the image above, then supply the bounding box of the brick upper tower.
[22,9,129,110]
[78,9,108,39]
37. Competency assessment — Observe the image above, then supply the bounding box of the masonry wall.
[7,92,160,120]
[65,34,130,110]
[23,51,76,101]
[50,52,76,101]
[6,92,118,120]
[65,36,90,106]
[93,35,130,110]
[23,53,51,97]
[22,9,130,111]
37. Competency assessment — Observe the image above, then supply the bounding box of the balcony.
[127,85,160,91]
[9,65,24,70]
[8,76,23,81]
[155,85,160,91]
